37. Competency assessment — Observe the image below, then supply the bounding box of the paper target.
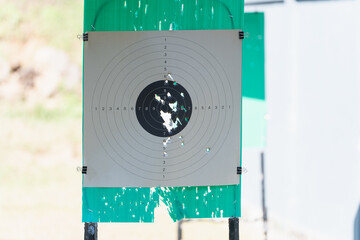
[83,30,242,187]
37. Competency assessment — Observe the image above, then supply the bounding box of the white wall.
[244,1,360,239]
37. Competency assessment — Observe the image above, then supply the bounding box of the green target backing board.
[83,30,242,187]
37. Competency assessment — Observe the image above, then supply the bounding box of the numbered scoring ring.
[135,80,192,137]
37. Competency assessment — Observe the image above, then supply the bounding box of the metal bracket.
[237,167,242,175]
[82,166,88,174]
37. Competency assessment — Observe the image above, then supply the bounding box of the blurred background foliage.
[0,1,85,238]
[0,0,83,121]
[0,0,82,62]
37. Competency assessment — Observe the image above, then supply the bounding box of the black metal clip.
[239,31,249,40]
[77,33,89,41]
[239,31,244,40]
[237,167,242,175]
[82,166,88,174]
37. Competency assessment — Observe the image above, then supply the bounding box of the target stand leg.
[177,219,183,240]
[84,222,98,240]
[229,217,239,240]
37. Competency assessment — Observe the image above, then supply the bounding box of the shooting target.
[83,30,242,187]
[135,80,192,137]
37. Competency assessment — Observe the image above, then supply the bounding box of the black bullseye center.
[136,80,192,137]
[161,104,169,112]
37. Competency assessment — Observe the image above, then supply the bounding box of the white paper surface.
[83,30,242,187]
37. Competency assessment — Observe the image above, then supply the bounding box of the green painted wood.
[83,0,243,32]
[242,97,266,148]
[242,12,265,100]
[82,1,267,223]
[83,187,158,222]
[241,12,266,148]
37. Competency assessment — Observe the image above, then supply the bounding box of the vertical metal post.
[261,152,268,240]
[177,219,183,240]
[355,205,360,240]
[84,222,98,240]
[229,217,239,240]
